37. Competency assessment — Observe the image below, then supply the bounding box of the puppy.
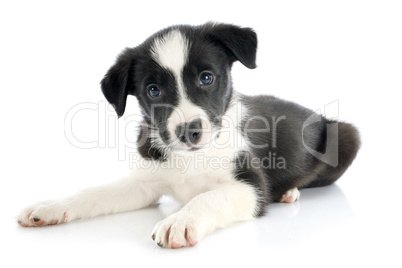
[17,22,360,249]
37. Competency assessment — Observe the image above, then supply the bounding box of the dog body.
[18,23,360,249]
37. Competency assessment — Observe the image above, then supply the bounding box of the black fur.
[101,48,137,117]
[136,122,166,161]
[235,95,360,215]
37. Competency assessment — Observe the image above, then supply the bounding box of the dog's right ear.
[101,48,136,118]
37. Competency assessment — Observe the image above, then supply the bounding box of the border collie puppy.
[18,22,360,249]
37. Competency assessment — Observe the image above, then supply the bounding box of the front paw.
[17,201,69,227]
[151,212,200,249]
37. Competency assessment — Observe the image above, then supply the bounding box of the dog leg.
[279,187,300,203]
[17,174,163,227]
[151,182,258,248]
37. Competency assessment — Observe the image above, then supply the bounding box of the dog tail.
[305,121,361,188]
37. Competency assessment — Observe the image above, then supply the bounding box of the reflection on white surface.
[4,184,364,267]
[252,185,354,249]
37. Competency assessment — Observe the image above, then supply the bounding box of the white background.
[1,0,401,267]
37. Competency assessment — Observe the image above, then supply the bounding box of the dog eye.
[199,72,214,86]
[147,85,161,98]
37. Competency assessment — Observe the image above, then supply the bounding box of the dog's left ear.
[206,23,257,69]
[101,48,136,118]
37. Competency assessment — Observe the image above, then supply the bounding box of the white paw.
[17,201,69,227]
[151,212,199,249]
[279,187,300,203]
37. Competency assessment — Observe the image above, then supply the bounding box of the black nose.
[175,119,202,145]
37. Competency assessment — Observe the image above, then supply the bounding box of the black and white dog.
[18,23,360,249]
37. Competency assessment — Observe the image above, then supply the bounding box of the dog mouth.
[173,142,208,152]
[188,143,205,151]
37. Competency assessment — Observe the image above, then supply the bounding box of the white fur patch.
[151,30,189,88]
[165,94,251,204]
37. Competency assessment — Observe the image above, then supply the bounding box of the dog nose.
[175,119,202,145]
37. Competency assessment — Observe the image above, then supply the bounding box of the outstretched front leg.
[17,171,163,227]
[151,182,259,249]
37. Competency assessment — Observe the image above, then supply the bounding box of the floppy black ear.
[206,23,258,69]
[101,48,136,117]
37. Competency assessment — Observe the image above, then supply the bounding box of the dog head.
[101,22,257,153]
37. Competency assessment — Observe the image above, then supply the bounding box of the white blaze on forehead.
[150,30,189,79]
